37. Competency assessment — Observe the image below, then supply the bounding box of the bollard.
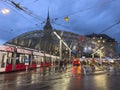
[26,66,28,72]
[83,67,86,75]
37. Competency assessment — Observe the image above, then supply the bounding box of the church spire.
[43,10,52,30]
[47,10,50,20]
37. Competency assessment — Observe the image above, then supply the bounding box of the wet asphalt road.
[0,65,120,90]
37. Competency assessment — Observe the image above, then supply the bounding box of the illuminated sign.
[17,49,32,54]
[0,45,14,52]
[33,51,44,56]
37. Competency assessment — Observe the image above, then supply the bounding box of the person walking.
[64,59,68,70]
[82,65,87,75]
[55,59,59,72]
[59,59,64,72]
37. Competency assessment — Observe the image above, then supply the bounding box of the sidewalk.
[91,65,107,75]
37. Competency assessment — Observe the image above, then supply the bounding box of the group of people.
[54,59,68,72]
[81,61,96,75]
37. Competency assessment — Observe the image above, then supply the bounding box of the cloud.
[0,0,120,45]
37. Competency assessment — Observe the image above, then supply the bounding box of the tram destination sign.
[17,48,32,54]
[0,45,14,52]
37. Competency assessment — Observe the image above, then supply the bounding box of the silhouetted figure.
[55,60,59,72]
[64,59,68,70]
[55,59,58,65]
[59,60,64,71]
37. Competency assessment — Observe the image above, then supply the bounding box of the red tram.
[0,45,60,73]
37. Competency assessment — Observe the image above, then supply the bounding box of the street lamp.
[53,31,71,61]
[62,40,72,61]
[1,8,10,14]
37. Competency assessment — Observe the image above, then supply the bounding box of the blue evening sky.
[0,0,120,44]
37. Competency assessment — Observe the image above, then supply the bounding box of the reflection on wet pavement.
[71,66,82,77]
[0,65,120,90]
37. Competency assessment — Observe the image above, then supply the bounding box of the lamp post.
[68,49,71,61]
[62,41,71,61]
[99,50,104,65]
[53,31,62,60]
[53,31,71,61]
[59,39,62,60]
[92,47,104,65]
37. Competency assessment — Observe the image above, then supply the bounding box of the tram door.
[0,52,7,72]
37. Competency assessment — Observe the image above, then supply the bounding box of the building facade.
[5,14,118,58]
[86,33,117,58]
[5,13,82,58]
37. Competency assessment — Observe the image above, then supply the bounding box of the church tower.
[41,10,54,54]
[43,11,53,38]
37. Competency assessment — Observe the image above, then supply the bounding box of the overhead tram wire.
[51,22,72,30]
[52,0,116,22]
[49,0,116,32]
[99,20,120,34]
[1,0,116,21]
[41,0,118,38]
[49,1,118,54]
[2,0,118,36]
[1,1,35,25]
[4,0,116,30]
[0,1,96,44]
[2,0,46,29]
[1,1,44,31]
[3,0,52,29]
[50,21,79,35]
[51,20,89,41]
[4,0,45,22]
[50,0,117,36]
[2,1,66,31]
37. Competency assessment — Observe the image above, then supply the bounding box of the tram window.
[32,60,36,64]
[46,57,48,63]
[16,57,19,64]
[39,57,44,63]
[37,60,40,64]
[19,54,25,63]
[46,57,51,63]
[16,54,29,64]
[40,56,43,63]
[36,57,41,64]
[33,56,37,64]
[1,55,5,68]
[7,52,13,64]
[16,53,20,64]
[25,55,30,64]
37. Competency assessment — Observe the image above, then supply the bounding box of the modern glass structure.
[5,13,81,58]
[5,14,117,58]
